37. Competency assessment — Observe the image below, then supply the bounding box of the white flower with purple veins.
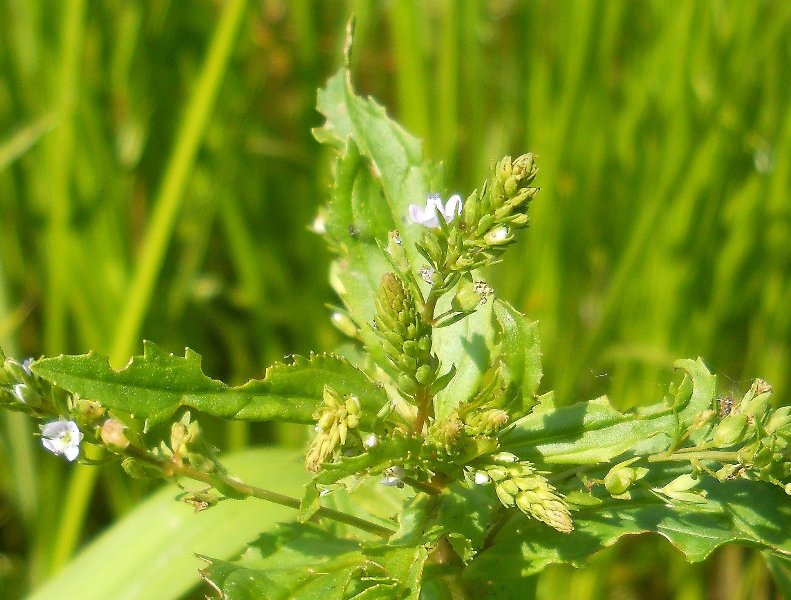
[41,420,83,462]
[408,193,462,228]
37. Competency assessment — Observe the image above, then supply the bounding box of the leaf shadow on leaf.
[705,479,791,553]
[460,333,491,375]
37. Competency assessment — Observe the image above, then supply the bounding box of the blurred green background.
[1,1,789,598]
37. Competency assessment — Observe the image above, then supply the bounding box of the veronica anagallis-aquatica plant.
[1,25,790,599]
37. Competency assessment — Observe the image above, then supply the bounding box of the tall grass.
[0,1,788,598]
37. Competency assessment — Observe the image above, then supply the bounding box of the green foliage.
[3,26,789,599]
[31,341,385,425]
[1,3,790,599]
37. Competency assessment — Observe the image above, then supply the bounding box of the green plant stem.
[414,386,432,433]
[648,450,741,463]
[127,447,396,539]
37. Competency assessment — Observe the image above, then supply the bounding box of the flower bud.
[451,278,483,313]
[331,311,358,338]
[484,226,511,245]
[385,230,410,272]
[100,418,130,451]
[713,414,749,447]
[74,398,105,421]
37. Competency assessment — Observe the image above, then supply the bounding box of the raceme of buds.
[478,457,573,533]
[416,154,540,277]
[462,408,509,436]
[305,386,361,472]
[373,273,438,397]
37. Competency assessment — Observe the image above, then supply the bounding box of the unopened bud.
[331,311,358,338]
[74,399,105,421]
[100,418,130,451]
[386,230,410,272]
[484,226,510,245]
[474,471,491,485]
[451,278,483,312]
[713,414,749,447]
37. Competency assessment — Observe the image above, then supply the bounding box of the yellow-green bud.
[451,277,483,312]
[484,226,511,246]
[604,467,635,496]
[386,230,410,272]
[74,398,105,421]
[331,311,358,338]
[713,414,749,447]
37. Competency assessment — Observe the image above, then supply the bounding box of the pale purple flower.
[41,420,83,462]
[408,193,462,228]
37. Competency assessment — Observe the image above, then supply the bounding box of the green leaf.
[433,299,496,423]
[315,61,500,425]
[499,358,716,464]
[203,523,367,600]
[31,341,387,425]
[493,299,543,414]
[316,62,440,376]
[27,448,310,600]
[464,477,791,590]
[391,483,497,563]
[203,523,428,600]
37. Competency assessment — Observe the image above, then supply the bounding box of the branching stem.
[127,447,396,539]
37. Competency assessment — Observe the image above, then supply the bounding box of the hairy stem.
[648,450,741,463]
[128,447,396,539]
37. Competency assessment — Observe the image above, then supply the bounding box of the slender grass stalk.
[109,0,248,367]
[43,0,85,355]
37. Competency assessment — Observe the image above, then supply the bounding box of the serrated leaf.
[315,62,500,426]
[464,477,791,592]
[31,341,387,425]
[203,523,427,600]
[202,523,367,600]
[499,358,716,464]
[493,299,543,414]
[391,483,496,563]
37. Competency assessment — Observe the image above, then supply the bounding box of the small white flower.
[419,267,436,284]
[380,465,405,487]
[21,358,34,374]
[41,420,83,462]
[408,193,462,228]
[363,433,378,448]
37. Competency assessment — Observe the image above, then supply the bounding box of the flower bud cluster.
[0,355,50,415]
[373,273,438,398]
[305,386,361,472]
[462,408,509,436]
[416,154,539,278]
[473,453,573,533]
[707,380,791,489]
